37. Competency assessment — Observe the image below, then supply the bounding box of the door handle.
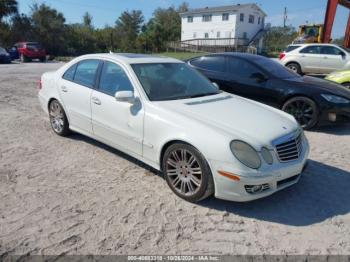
[61,86,68,92]
[91,97,101,105]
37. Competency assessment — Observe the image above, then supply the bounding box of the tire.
[341,82,350,90]
[282,96,319,130]
[40,57,47,63]
[48,100,70,136]
[20,54,29,63]
[162,143,214,202]
[286,62,302,75]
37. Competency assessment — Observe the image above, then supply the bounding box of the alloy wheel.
[49,100,65,133]
[283,99,316,128]
[165,149,202,196]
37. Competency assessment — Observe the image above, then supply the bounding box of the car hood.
[286,76,350,99]
[156,93,298,147]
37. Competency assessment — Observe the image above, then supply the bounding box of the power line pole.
[284,7,288,27]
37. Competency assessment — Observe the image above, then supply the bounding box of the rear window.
[26,43,42,49]
[190,56,226,72]
[285,45,300,52]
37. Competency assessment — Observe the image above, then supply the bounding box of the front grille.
[275,132,303,162]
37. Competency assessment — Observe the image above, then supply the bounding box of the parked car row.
[186,52,350,129]
[39,52,350,203]
[0,42,46,63]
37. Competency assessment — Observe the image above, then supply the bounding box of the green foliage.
[115,10,144,52]
[30,3,66,55]
[0,0,190,55]
[158,51,207,60]
[263,26,298,56]
[0,0,18,21]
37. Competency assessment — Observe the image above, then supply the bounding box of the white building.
[180,3,267,49]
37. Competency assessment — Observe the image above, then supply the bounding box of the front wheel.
[162,143,214,202]
[49,100,70,136]
[282,96,318,130]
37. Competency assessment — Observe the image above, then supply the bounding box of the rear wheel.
[162,143,214,202]
[282,96,318,130]
[49,100,70,136]
[40,56,47,63]
[20,54,30,63]
[342,82,350,90]
[286,62,302,75]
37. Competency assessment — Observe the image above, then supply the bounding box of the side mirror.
[250,72,267,83]
[340,52,346,59]
[212,82,220,90]
[115,90,135,103]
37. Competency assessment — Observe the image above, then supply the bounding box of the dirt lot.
[0,62,350,256]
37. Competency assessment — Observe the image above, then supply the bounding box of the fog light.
[245,184,268,194]
[328,113,337,122]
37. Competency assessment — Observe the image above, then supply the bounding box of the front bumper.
[319,103,350,124]
[209,139,310,202]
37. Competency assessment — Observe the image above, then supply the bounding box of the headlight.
[261,147,273,165]
[230,140,261,169]
[321,94,349,104]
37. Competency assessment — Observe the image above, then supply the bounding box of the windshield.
[132,63,220,101]
[254,57,300,79]
[0,47,7,54]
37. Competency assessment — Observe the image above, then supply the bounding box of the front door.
[91,61,144,156]
[319,46,348,74]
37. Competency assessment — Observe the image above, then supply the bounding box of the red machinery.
[323,0,350,47]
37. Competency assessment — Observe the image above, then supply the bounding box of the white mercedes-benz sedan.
[38,53,309,202]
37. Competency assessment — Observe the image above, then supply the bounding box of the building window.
[193,32,197,38]
[225,31,232,38]
[243,32,248,39]
[217,31,221,38]
[202,14,212,22]
[258,17,261,24]
[204,33,209,38]
[187,16,193,23]
[240,13,244,22]
[222,13,229,21]
[249,15,255,24]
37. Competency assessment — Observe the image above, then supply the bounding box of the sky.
[17,0,350,38]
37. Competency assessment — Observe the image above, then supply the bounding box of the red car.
[15,42,46,62]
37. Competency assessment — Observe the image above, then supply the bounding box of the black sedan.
[187,53,350,129]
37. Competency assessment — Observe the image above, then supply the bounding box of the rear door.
[299,45,323,74]
[320,46,348,73]
[189,56,227,88]
[58,59,101,134]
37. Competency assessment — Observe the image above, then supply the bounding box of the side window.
[62,64,77,81]
[98,61,133,96]
[190,56,225,72]
[73,59,100,88]
[321,46,343,55]
[228,57,262,78]
[300,46,321,54]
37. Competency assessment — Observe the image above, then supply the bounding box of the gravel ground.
[0,62,350,256]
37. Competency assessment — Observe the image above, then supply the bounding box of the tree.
[30,3,66,55]
[83,12,93,29]
[139,2,188,52]
[0,0,18,21]
[263,26,298,55]
[10,14,34,43]
[115,10,144,51]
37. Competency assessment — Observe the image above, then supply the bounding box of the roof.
[74,53,183,64]
[180,3,267,17]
